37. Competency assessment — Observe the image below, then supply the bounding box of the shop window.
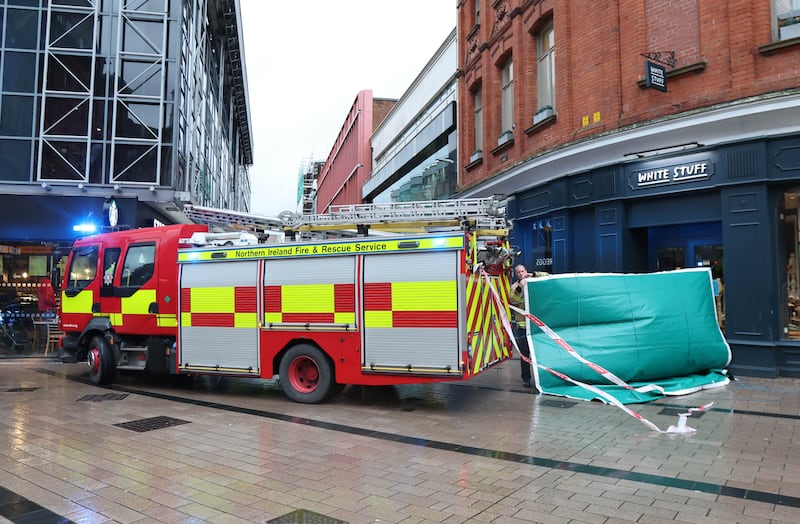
[531,218,553,273]
[780,190,800,339]
[649,223,724,333]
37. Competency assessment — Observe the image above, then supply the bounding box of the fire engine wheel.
[87,335,116,385]
[279,345,333,404]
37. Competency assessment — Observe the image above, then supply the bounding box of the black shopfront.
[509,134,800,378]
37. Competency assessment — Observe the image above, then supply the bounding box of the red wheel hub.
[88,347,101,374]
[287,356,319,392]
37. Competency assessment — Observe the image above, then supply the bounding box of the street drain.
[539,399,577,408]
[78,393,129,402]
[659,407,706,418]
[5,387,40,392]
[114,416,190,432]
[267,509,348,524]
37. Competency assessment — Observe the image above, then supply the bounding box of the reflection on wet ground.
[2,359,800,523]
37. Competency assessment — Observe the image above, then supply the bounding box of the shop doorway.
[647,222,724,331]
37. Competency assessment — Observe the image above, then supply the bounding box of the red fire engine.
[58,198,515,403]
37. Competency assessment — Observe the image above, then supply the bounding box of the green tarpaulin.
[524,268,730,404]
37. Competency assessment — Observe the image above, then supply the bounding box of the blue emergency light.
[73,223,97,234]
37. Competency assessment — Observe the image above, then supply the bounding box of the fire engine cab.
[58,198,516,403]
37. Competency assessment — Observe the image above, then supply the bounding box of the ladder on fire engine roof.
[183,197,508,239]
[282,197,508,234]
[183,205,285,240]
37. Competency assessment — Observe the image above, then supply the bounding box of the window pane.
[0,139,32,181]
[40,140,87,180]
[115,101,161,138]
[8,0,40,7]
[501,60,513,133]
[67,246,97,290]
[46,54,92,92]
[0,95,34,135]
[113,143,158,182]
[5,9,39,49]
[119,59,163,97]
[776,0,800,39]
[43,97,90,135]
[121,244,155,287]
[537,24,556,110]
[473,87,482,151]
[121,18,164,54]
[2,51,36,92]
[49,11,95,50]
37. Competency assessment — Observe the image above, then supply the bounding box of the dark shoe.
[522,381,532,388]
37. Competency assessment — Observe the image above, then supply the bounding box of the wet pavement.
[1,357,799,523]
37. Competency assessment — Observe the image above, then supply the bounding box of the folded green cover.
[525,268,730,403]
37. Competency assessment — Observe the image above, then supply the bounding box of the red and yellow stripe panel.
[264,283,355,324]
[466,272,512,373]
[363,281,457,328]
[180,286,258,328]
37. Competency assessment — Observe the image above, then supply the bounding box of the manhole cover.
[5,387,40,392]
[539,399,577,408]
[114,416,190,432]
[267,509,348,524]
[659,407,706,418]
[78,393,129,402]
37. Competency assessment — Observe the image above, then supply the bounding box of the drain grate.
[78,393,129,402]
[5,387,40,392]
[659,407,706,418]
[267,509,348,524]
[539,399,577,408]
[114,416,190,433]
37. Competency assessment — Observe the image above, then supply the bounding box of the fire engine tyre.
[87,335,116,385]
[279,345,334,404]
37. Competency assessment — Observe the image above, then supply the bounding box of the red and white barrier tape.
[480,268,713,434]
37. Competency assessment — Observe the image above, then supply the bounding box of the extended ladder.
[184,197,508,238]
[282,197,508,234]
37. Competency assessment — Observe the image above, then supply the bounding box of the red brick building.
[315,90,396,212]
[457,0,800,377]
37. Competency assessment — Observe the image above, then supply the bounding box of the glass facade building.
[0,0,251,357]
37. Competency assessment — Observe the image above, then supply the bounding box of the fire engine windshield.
[68,247,98,290]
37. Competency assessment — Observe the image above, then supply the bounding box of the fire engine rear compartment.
[176,238,472,385]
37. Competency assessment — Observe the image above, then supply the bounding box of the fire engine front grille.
[114,416,190,432]
[77,393,129,402]
[267,509,348,524]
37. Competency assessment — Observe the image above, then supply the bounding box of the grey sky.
[239,0,456,217]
